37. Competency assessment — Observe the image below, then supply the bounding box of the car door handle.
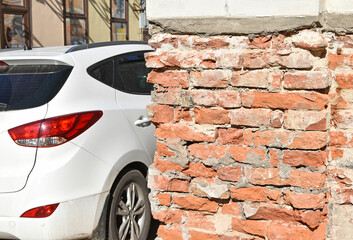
[134,116,151,127]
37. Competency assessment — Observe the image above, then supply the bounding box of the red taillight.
[21,203,59,218]
[8,111,103,147]
[0,61,8,66]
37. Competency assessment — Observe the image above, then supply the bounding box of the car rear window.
[0,64,72,111]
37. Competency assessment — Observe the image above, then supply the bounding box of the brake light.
[21,203,59,218]
[0,61,8,66]
[8,111,103,147]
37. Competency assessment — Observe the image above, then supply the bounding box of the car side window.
[114,51,153,95]
[87,57,114,87]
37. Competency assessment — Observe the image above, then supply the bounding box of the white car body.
[0,43,156,239]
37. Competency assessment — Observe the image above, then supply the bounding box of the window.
[64,0,88,45]
[0,0,30,48]
[87,51,153,95]
[111,0,128,41]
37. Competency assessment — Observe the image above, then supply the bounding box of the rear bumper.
[0,193,108,240]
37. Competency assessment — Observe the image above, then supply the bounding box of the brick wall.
[146,30,353,239]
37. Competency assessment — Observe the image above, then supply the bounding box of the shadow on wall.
[88,0,110,28]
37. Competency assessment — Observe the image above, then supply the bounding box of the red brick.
[154,89,182,105]
[147,70,188,88]
[282,150,327,167]
[328,53,352,70]
[194,108,230,124]
[329,131,353,147]
[156,193,172,206]
[181,108,192,121]
[267,222,324,240]
[248,204,299,223]
[246,36,272,49]
[186,211,216,231]
[157,142,175,157]
[217,166,242,182]
[154,157,184,173]
[244,168,326,189]
[230,108,271,127]
[277,49,313,69]
[284,191,326,209]
[145,52,166,68]
[231,70,270,88]
[243,52,271,69]
[299,210,323,229]
[269,149,280,167]
[153,175,189,192]
[250,130,327,150]
[172,195,218,212]
[332,109,353,129]
[216,91,242,108]
[153,209,186,224]
[222,201,242,216]
[183,162,217,178]
[335,72,353,89]
[193,36,230,50]
[284,110,328,131]
[270,110,284,128]
[189,144,228,160]
[284,71,331,90]
[242,91,328,110]
[270,71,283,89]
[230,186,282,202]
[188,90,217,107]
[231,218,268,237]
[229,146,266,163]
[157,225,183,240]
[155,124,215,142]
[331,188,353,204]
[190,70,229,88]
[216,52,242,69]
[151,105,175,123]
[189,231,218,240]
[216,128,244,144]
[291,30,327,50]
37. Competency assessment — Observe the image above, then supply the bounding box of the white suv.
[0,42,156,240]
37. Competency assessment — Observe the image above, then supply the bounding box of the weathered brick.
[246,36,272,49]
[172,195,218,212]
[283,191,326,209]
[186,211,216,231]
[270,110,284,128]
[335,72,353,89]
[157,142,175,157]
[183,162,217,178]
[231,70,270,88]
[216,128,244,144]
[230,186,282,202]
[217,166,242,182]
[231,218,268,237]
[154,157,184,172]
[222,200,242,216]
[278,49,314,69]
[243,52,271,69]
[151,105,175,123]
[153,175,189,192]
[299,210,323,230]
[249,130,327,150]
[155,124,215,142]
[216,91,242,108]
[193,36,230,50]
[332,110,353,129]
[153,89,182,105]
[229,146,266,163]
[230,108,271,127]
[291,30,327,50]
[147,70,188,88]
[216,51,242,69]
[283,150,327,167]
[242,91,328,110]
[145,52,166,68]
[189,144,228,160]
[284,71,331,90]
[189,231,218,240]
[269,149,281,167]
[153,209,186,224]
[157,225,183,240]
[191,177,229,199]
[328,53,353,70]
[190,70,230,88]
[188,90,217,106]
[284,110,328,131]
[194,108,230,124]
[156,193,172,206]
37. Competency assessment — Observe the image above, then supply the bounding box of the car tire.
[108,170,151,240]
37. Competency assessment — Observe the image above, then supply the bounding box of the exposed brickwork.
[147,30,353,239]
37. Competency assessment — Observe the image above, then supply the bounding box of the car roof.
[0,41,149,58]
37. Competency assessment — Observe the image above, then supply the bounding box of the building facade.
[0,0,148,48]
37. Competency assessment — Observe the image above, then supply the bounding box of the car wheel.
[108,170,151,240]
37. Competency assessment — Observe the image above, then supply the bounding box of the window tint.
[0,65,72,111]
[88,51,153,95]
[114,51,153,95]
[88,59,114,87]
